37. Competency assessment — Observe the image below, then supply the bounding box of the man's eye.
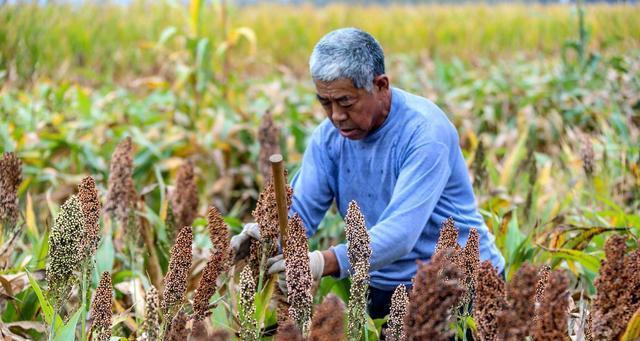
[319,100,331,107]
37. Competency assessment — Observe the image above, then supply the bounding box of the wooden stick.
[269,154,289,251]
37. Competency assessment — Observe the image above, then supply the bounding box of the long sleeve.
[331,141,451,279]
[289,130,335,237]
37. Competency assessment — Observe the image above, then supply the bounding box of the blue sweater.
[290,87,505,290]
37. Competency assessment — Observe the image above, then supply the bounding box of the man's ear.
[373,74,389,92]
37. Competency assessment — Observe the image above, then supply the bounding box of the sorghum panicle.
[405,250,465,341]
[206,206,230,257]
[239,265,259,341]
[276,320,304,341]
[345,201,371,273]
[192,250,226,321]
[46,195,84,308]
[309,294,345,341]
[78,176,102,261]
[498,263,538,340]
[90,272,113,341]
[258,111,281,182]
[0,152,22,232]
[252,176,293,241]
[472,260,507,341]
[434,217,461,259]
[459,228,480,308]
[591,235,639,339]
[105,137,136,227]
[580,134,594,177]
[385,284,408,341]
[161,226,193,315]
[531,270,569,341]
[171,161,199,230]
[347,262,370,341]
[164,309,188,341]
[284,214,313,334]
[138,286,160,341]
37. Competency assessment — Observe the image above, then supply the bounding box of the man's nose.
[331,103,348,122]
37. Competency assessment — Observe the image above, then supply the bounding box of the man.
[231,27,505,320]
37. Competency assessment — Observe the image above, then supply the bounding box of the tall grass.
[1,2,639,84]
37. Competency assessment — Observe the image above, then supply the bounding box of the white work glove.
[230,223,261,263]
[266,250,325,295]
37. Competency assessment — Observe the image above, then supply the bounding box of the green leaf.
[95,233,115,286]
[548,248,601,273]
[54,309,81,341]
[621,307,640,341]
[26,271,53,325]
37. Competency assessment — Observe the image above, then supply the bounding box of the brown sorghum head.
[309,294,345,341]
[276,320,304,341]
[0,152,22,232]
[459,228,480,308]
[239,265,259,341]
[531,270,569,341]
[206,206,231,261]
[165,309,188,341]
[284,214,313,334]
[405,250,465,341]
[46,195,84,308]
[498,263,537,340]
[78,176,102,261]
[208,329,231,341]
[345,201,371,274]
[171,161,199,230]
[472,140,487,191]
[435,217,458,250]
[581,134,594,177]
[139,285,160,341]
[189,319,208,340]
[258,111,281,182]
[193,250,226,321]
[252,176,293,241]
[90,272,113,341]
[385,284,408,341]
[161,226,193,315]
[105,137,136,227]
[472,260,507,341]
[591,235,638,339]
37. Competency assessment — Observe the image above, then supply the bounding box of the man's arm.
[330,141,452,279]
[289,127,335,237]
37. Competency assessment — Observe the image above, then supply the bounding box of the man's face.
[314,76,391,140]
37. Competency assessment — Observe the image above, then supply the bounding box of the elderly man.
[232,27,505,320]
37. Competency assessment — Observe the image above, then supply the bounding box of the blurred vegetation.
[0,1,639,339]
[1,2,639,84]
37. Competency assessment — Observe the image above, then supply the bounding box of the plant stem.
[48,307,57,341]
[80,263,89,341]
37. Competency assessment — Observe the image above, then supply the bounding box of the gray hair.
[309,28,385,92]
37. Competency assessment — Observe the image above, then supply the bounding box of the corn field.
[0,1,639,340]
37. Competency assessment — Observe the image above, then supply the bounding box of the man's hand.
[230,223,261,263]
[266,250,325,294]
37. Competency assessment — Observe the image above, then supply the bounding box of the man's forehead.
[314,78,359,98]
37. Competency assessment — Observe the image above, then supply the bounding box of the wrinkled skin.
[314,76,392,140]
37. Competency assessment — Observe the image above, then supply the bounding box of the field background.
[0,0,639,339]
